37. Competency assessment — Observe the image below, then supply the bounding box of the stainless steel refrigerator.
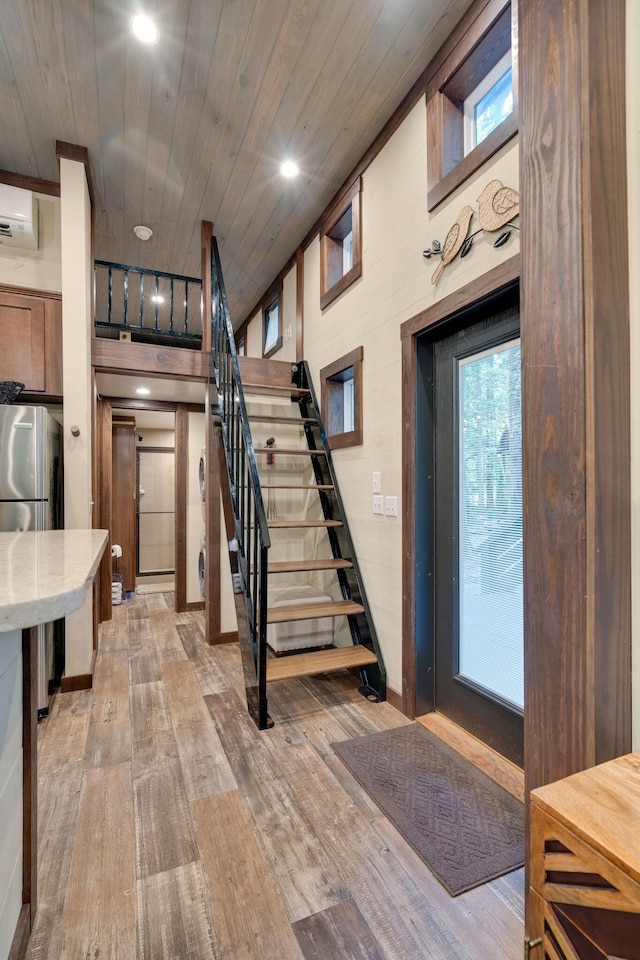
[0,404,63,716]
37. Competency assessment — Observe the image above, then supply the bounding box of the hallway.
[26,588,523,959]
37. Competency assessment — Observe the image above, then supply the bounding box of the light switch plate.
[385,496,398,517]
[373,494,384,515]
[372,471,381,493]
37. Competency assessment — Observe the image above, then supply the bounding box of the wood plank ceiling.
[0,0,471,325]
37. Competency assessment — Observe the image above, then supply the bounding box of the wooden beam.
[95,396,112,624]
[92,338,211,380]
[519,0,630,932]
[205,389,221,644]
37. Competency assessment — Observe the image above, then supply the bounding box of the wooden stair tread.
[268,519,342,529]
[248,414,315,424]
[261,483,334,490]
[243,382,309,397]
[268,559,353,574]
[267,600,364,623]
[266,645,378,682]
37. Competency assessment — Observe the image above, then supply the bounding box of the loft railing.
[94,260,202,344]
[210,238,271,728]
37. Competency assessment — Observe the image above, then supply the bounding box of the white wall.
[628,0,640,749]
[60,158,94,678]
[245,99,519,695]
[0,191,62,293]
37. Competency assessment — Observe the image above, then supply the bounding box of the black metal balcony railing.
[94,260,203,343]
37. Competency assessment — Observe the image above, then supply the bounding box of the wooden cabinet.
[529,753,640,959]
[0,287,62,396]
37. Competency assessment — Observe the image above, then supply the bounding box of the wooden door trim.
[174,405,188,611]
[401,255,520,718]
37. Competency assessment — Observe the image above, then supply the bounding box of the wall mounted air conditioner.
[0,184,39,250]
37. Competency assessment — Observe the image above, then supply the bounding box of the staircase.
[210,239,385,729]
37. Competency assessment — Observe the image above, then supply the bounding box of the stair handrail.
[209,238,270,727]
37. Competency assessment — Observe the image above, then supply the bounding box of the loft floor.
[27,588,523,959]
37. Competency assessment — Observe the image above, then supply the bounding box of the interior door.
[432,299,523,765]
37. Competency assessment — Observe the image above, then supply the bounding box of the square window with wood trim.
[320,346,363,449]
[262,287,282,358]
[320,179,362,309]
[426,0,517,211]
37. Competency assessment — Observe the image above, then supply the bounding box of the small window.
[262,288,282,358]
[426,1,517,210]
[320,179,362,310]
[320,346,363,449]
[463,51,513,154]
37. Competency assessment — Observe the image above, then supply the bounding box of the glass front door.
[432,299,523,764]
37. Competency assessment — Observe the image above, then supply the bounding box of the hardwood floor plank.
[148,609,188,663]
[126,596,149,620]
[27,712,89,960]
[128,618,161,685]
[136,862,221,960]
[293,900,387,960]
[177,621,235,696]
[161,660,236,800]
[274,741,474,960]
[59,763,137,960]
[48,689,91,719]
[373,818,524,960]
[84,649,131,768]
[192,790,305,960]
[206,690,348,923]
[130,681,200,879]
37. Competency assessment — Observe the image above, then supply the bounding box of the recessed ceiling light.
[151,294,164,303]
[133,224,153,241]
[130,13,159,44]
[136,387,151,396]
[280,160,299,179]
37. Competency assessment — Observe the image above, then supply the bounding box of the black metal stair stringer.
[292,361,386,703]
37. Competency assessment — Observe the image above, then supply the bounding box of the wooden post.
[520,0,630,931]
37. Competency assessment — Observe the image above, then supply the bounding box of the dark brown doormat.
[332,723,524,896]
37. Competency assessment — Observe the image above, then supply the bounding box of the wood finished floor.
[28,590,524,959]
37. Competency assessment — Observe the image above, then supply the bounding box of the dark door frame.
[400,255,521,720]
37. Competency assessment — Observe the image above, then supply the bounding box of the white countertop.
[0,529,108,632]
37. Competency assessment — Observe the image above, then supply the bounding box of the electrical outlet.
[373,494,384,515]
[372,471,381,493]
[385,496,398,517]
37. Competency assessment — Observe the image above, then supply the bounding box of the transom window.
[320,346,363,449]
[262,286,282,358]
[426,1,517,210]
[320,178,362,310]
[464,51,513,154]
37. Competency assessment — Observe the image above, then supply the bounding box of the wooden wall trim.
[401,260,520,720]
[92,338,212,380]
[55,140,94,208]
[96,396,112,625]
[60,673,93,693]
[520,0,630,934]
[0,170,60,198]
[174,405,188,613]
[8,905,30,960]
[0,283,61,300]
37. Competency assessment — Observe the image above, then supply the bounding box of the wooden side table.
[529,753,640,959]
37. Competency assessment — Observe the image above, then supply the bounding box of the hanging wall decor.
[423,179,520,284]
